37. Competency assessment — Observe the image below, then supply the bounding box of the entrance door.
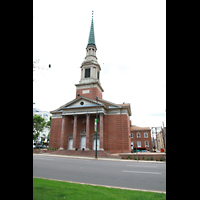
[80,136,86,150]
[68,139,73,150]
[93,139,100,150]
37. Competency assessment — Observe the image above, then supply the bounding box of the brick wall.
[104,114,131,153]
[49,118,62,149]
[76,87,102,100]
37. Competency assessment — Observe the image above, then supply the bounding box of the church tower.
[75,14,104,100]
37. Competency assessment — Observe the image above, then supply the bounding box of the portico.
[54,96,105,151]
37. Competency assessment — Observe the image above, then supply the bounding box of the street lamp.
[95,97,98,159]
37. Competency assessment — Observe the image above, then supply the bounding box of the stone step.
[42,149,121,159]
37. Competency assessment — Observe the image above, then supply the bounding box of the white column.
[99,113,104,150]
[72,114,77,150]
[85,113,90,150]
[58,115,66,150]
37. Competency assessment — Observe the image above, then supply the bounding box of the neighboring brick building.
[49,16,132,153]
[130,126,152,152]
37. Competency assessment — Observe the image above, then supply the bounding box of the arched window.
[144,132,148,138]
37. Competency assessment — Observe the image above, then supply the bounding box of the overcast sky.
[33,0,166,128]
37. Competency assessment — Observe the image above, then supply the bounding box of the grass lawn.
[33,178,166,200]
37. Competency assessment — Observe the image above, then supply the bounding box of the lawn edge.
[33,176,166,194]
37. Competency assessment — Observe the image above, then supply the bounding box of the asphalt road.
[33,154,166,192]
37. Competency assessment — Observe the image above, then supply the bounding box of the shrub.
[155,157,158,161]
[150,157,154,160]
[159,156,165,161]
[127,155,130,159]
[145,157,150,160]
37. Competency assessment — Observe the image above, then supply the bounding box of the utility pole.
[135,131,138,162]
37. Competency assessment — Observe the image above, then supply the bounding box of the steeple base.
[75,82,103,100]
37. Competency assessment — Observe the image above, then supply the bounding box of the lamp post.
[95,97,98,159]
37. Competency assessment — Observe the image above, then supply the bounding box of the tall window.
[97,71,99,79]
[137,141,141,147]
[145,141,149,147]
[130,133,133,138]
[144,132,148,138]
[85,68,90,78]
[137,132,140,138]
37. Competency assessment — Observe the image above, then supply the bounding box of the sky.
[33,0,166,128]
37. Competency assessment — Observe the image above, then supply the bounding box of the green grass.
[33,178,166,200]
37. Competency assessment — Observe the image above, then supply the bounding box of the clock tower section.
[75,17,104,100]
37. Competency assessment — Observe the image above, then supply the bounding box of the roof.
[50,96,131,116]
[118,103,130,107]
[87,17,96,48]
[130,126,151,131]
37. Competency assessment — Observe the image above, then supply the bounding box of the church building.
[49,16,132,153]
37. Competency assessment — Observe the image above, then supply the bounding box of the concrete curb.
[33,176,166,194]
[33,153,165,163]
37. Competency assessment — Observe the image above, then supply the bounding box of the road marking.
[126,165,157,168]
[122,170,162,174]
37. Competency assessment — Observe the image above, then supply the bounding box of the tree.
[46,116,51,128]
[33,114,46,144]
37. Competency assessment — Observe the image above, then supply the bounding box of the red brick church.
[49,16,132,153]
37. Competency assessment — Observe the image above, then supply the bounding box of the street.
[33,154,166,192]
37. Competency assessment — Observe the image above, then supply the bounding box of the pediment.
[50,96,105,113]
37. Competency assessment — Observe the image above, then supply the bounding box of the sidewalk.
[33,153,165,163]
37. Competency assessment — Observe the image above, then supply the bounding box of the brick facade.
[49,113,131,153]
[76,87,102,100]
[130,126,152,152]
[49,118,62,148]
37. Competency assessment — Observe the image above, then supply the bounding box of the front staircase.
[43,149,121,159]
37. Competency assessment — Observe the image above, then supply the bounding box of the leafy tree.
[46,116,51,128]
[33,114,46,144]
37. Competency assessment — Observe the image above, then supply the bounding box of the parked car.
[35,144,46,149]
[33,145,36,148]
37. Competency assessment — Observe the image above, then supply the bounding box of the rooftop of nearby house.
[130,125,151,131]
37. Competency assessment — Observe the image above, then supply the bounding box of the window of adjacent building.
[145,141,149,147]
[137,141,141,147]
[130,133,133,138]
[144,132,148,138]
[137,132,140,138]
[85,68,90,78]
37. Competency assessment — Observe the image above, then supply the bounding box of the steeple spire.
[87,11,96,48]
[75,11,103,100]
